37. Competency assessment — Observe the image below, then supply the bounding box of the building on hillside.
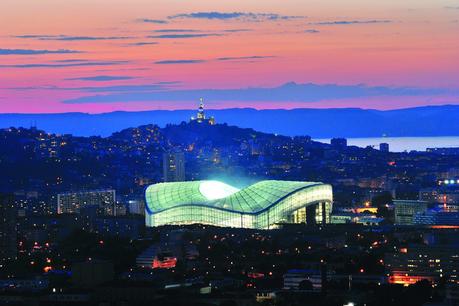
[57,189,116,215]
[420,184,459,205]
[128,200,145,215]
[189,98,215,125]
[379,143,390,152]
[330,138,347,149]
[394,200,428,225]
[163,151,185,182]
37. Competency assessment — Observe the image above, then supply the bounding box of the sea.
[314,136,459,152]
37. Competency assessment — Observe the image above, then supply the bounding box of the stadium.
[145,180,333,229]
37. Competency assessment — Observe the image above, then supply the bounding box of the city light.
[1,3,458,304]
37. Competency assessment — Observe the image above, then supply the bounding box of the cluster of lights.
[439,179,459,185]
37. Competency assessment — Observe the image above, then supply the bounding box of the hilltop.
[1,105,459,138]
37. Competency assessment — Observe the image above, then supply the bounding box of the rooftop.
[145,180,326,214]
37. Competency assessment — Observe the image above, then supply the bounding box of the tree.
[219,300,237,306]
[372,192,393,218]
[298,279,314,291]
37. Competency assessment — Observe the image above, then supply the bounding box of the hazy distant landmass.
[1,105,459,138]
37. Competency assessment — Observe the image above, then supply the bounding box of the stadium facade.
[145,180,333,229]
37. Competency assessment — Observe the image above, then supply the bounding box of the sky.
[0,0,458,113]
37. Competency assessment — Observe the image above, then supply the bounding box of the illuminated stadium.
[145,180,333,229]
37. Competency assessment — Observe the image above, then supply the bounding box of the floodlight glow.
[199,180,239,200]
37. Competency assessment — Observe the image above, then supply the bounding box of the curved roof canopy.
[145,180,324,214]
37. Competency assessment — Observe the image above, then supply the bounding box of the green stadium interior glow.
[145,180,333,229]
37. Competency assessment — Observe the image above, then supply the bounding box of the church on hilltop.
[189,98,216,125]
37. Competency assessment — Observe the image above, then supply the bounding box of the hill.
[1,105,459,138]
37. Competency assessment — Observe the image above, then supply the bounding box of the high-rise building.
[394,200,428,225]
[128,200,145,216]
[379,142,390,152]
[330,138,347,149]
[57,190,116,215]
[163,151,185,182]
[0,194,17,261]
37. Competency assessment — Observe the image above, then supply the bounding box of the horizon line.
[1,103,458,116]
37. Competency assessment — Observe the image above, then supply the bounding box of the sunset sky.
[1,0,458,113]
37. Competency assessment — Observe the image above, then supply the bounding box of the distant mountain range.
[1,105,459,138]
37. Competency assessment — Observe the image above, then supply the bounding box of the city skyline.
[3,2,459,305]
[1,0,459,113]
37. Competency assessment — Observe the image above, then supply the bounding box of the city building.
[255,291,277,302]
[331,212,384,226]
[413,210,459,226]
[330,138,347,149]
[446,167,459,178]
[128,200,145,215]
[152,251,177,269]
[145,180,333,229]
[0,194,17,261]
[379,143,390,152]
[114,204,127,216]
[419,186,459,205]
[419,182,459,205]
[331,213,353,224]
[426,147,459,155]
[394,200,428,225]
[385,246,459,286]
[136,245,158,269]
[163,151,185,182]
[57,189,116,215]
[189,98,215,125]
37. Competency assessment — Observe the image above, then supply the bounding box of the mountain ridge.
[1,104,459,138]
